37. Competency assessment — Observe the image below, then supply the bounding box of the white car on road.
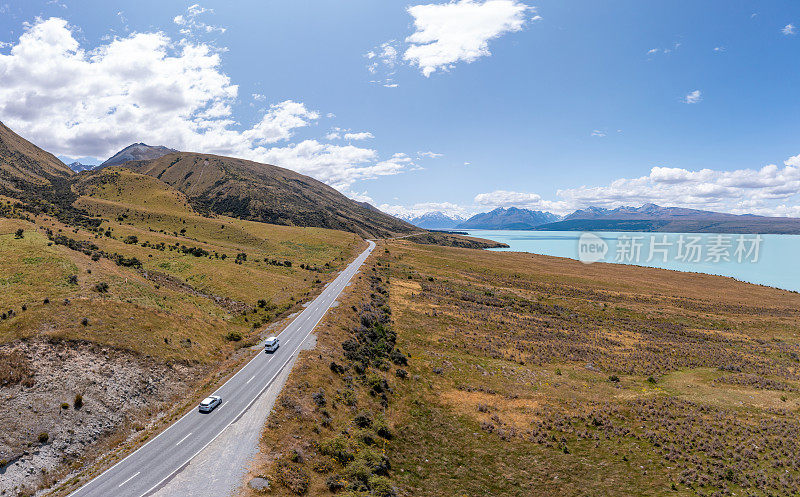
[198,395,222,413]
[264,336,279,353]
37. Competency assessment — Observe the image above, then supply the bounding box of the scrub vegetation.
[0,165,362,495]
[248,239,800,497]
[382,241,800,496]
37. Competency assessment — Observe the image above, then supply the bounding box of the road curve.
[68,240,376,497]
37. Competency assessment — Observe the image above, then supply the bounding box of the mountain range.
[67,161,98,172]
[7,120,800,236]
[457,207,560,230]
[408,211,466,229]
[0,122,415,238]
[538,203,800,234]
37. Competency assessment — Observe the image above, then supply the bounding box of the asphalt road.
[68,240,375,497]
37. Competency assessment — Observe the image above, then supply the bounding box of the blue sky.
[1,0,799,218]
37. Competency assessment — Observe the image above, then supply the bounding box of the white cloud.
[345,190,375,204]
[474,190,572,215]
[591,130,606,137]
[404,0,532,77]
[173,3,225,36]
[365,40,399,87]
[684,89,702,104]
[241,100,319,145]
[645,42,681,56]
[378,201,472,220]
[713,46,725,52]
[0,17,413,191]
[418,151,443,158]
[343,131,374,141]
[783,24,796,36]
[471,154,800,217]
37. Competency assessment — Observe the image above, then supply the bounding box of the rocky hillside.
[99,143,178,168]
[126,152,416,238]
[0,121,73,192]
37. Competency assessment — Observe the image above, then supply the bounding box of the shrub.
[272,457,310,495]
[68,274,78,285]
[61,402,70,409]
[14,228,23,239]
[395,368,407,379]
[374,420,393,440]
[320,435,356,463]
[38,432,49,444]
[354,411,373,428]
[123,235,138,244]
[312,389,326,407]
[325,475,346,492]
[225,331,243,341]
[609,375,620,383]
[94,282,109,293]
[369,475,397,497]
[389,349,407,366]
[81,317,88,326]
[74,393,83,409]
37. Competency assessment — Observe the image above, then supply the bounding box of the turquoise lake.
[463,230,800,293]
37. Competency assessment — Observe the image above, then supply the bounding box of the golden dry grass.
[381,241,800,496]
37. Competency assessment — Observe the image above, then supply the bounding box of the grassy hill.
[126,152,415,238]
[0,147,365,494]
[0,122,72,191]
[242,240,800,497]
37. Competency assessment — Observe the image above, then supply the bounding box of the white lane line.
[118,472,140,488]
[175,433,192,446]
[246,375,255,384]
[69,241,374,497]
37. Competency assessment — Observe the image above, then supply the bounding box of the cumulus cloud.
[0,17,413,190]
[403,0,532,77]
[783,24,796,35]
[343,131,374,141]
[386,155,800,219]
[684,90,702,104]
[471,155,800,217]
[474,190,572,215]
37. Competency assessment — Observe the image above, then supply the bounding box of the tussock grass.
[381,241,800,496]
